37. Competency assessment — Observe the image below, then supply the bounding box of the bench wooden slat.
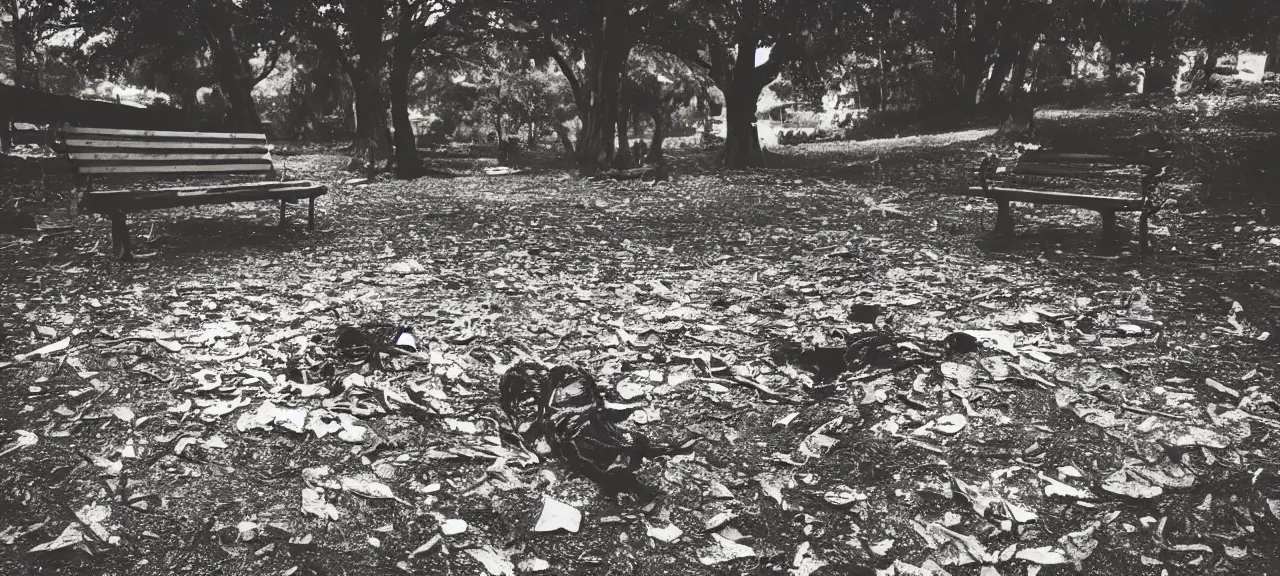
[64,139,271,151]
[68,152,272,161]
[1019,150,1169,166]
[963,186,1144,210]
[84,180,317,196]
[81,184,326,214]
[78,163,275,175]
[74,158,274,167]
[1012,162,1142,178]
[62,127,268,141]
[1018,151,1140,165]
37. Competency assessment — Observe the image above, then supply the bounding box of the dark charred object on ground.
[778,328,982,385]
[499,362,700,499]
[335,324,414,372]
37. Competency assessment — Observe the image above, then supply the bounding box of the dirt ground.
[3,92,1280,576]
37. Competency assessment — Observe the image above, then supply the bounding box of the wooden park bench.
[56,127,326,260]
[959,147,1170,252]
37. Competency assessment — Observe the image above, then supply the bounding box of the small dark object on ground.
[778,328,983,385]
[498,362,700,500]
[847,303,884,324]
[335,324,413,373]
[597,164,669,183]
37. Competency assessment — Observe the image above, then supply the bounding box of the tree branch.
[252,45,283,85]
[752,35,801,91]
[545,41,585,112]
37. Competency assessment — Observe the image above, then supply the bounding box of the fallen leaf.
[933,414,967,435]
[517,558,550,573]
[465,546,516,576]
[28,525,84,552]
[341,476,399,501]
[440,519,468,536]
[0,430,38,457]
[704,512,734,531]
[1016,546,1070,565]
[699,533,756,565]
[15,337,70,361]
[647,523,683,543]
[300,488,340,520]
[533,497,581,533]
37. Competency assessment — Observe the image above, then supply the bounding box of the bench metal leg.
[995,200,1014,235]
[110,213,133,261]
[1100,210,1117,247]
[279,199,287,227]
[308,197,315,231]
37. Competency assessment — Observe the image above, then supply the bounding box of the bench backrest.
[1011,150,1166,179]
[59,127,276,178]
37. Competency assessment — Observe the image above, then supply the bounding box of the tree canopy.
[3,0,1280,173]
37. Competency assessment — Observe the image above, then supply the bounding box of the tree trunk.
[389,10,425,179]
[720,40,768,169]
[573,0,631,173]
[957,0,1011,107]
[345,0,392,175]
[614,100,630,169]
[197,0,263,132]
[1003,40,1038,133]
[877,43,888,109]
[1008,40,1034,101]
[646,110,666,165]
[953,0,971,97]
[12,29,27,90]
[350,77,393,174]
[1194,46,1220,93]
[554,123,574,155]
[695,87,712,142]
[983,28,1019,105]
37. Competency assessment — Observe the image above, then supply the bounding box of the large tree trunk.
[389,9,425,179]
[953,0,971,98]
[646,110,665,165]
[720,39,768,169]
[1008,40,1035,101]
[614,99,630,169]
[345,0,393,175]
[11,12,39,92]
[722,88,763,168]
[2,32,14,151]
[983,27,1020,105]
[12,31,27,90]
[554,123,575,155]
[960,1,1005,106]
[572,0,631,173]
[1003,40,1039,133]
[350,77,393,174]
[197,0,263,132]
